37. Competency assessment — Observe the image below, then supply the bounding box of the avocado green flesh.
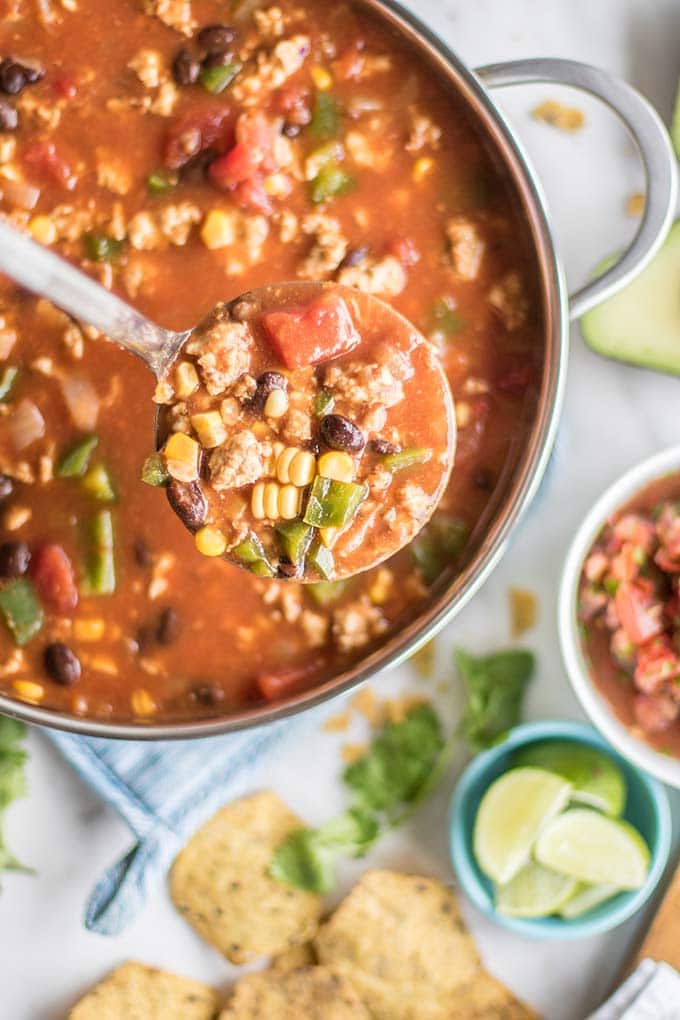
[579,220,680,376]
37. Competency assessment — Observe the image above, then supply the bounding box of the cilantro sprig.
[455,648,534,752]
[270,704,448,893]
[0,716,30,880]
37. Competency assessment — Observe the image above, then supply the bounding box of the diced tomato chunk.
[262,292,361,370]
[209,142,258,189]
[208,111,280,209]
[256,662,319,702]
[30,544,78,613]
[52,73,77,100]
[163,106,232,170]
[634,635,680,693]
[615,581,663,645]
[634,691,679,733]
[612,512,656,554]
[23,139,76,190]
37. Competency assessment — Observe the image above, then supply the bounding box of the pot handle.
[476,58,678,320]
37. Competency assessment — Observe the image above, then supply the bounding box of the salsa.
[0,0,543,723]
[579,474,680,757]
[154,283,454,581]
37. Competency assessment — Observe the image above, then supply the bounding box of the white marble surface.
[3,1,680,1017]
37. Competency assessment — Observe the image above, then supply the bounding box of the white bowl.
[559,445,680,789]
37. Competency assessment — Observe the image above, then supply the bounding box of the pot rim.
[0,0,568,739]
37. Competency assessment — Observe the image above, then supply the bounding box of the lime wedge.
[513,740,625,816]
[535,809,650,890]
[495,861,577,918]
[473,767,572,884]
[558,882,619,919]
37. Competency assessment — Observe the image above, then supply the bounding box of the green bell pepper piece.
[0,365,19,401]
[0,578,43,646]
[304,477,368,529]
[411,514,468,584]
[233,533,276,578]
[314,389,335,417]
[429,298,464,337]
[200,61,241,94]
[309,91,339,138]
[310,161,355,205]
[276,521,314,567]
[308,540,334,580]
[382,447,432,473]
[82,463,116,503]
[141,452,169,487]
[147,169,176,195]
[307,579,348,607]
[56,435,99,478]
[82,510,116,596]
[83,232,123,263]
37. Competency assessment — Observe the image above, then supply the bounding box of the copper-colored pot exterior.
[0,0,567,739]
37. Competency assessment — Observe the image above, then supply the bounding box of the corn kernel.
[195,525,227,557]
[131,687,156,716]
[264,387,289,418]
[318,451,354,483]
[412,156,434,183]
[276,446,297,484]
[220,396,240,425]
[279,483,302,520]
[29,215,57,245]
[251,481,266,520]
[175,360,199,398]
[263,173,292,198]
[190,410,227,449]
[251,420,270,439]
[455,400,472,430]
[164,432,200,482]
[200,209,235,250]
[289,450,316,487]
[12,679,44,703]
[263,480,280,519]
[320,527,339,548]
[73,618,106,642]
[311,66,333,90]
[368,567,394,605]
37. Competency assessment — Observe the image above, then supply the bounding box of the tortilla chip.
[453,969,540,1018]
[170,790,322,964]
[271,941,317,974]
[219,965,371,1019]
[314,870,480,1019]
[68,962,219,1020]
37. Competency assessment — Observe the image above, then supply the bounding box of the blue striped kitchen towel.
[45,716,302,936]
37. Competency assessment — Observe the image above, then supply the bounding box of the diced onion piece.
[1,178,41,211]
[60,374,100,430]
[9,398,45,450]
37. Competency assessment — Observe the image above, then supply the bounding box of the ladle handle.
[0,218,184,376]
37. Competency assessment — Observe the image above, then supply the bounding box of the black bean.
[192,683,225,706]
[0,541,30,579]
[0,60,27,95]
[133,537,153,567]
[473,468,494,491]
[250,371,288,413]
[44,643,81,686]
[0,98,18,131]
[21,64,45,85]
[172,48,200,86]
[0,474,14,501]
[277,558,300,580]
[157,607,181,645]
[197,24,235,54]
[320,414,365,453]
[202,50,234,69]
[167,479,208,533]
[339,245,369,270]
[368,438,399,456]
[282,121,301,138]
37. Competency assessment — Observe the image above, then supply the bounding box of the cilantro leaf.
[270,808,378,893]
[0,716,30,884]
[343,704,445,819]
[455,648,534,751]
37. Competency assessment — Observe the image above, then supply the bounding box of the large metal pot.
[4,0,676,739]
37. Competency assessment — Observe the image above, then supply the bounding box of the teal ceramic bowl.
[450,720,671,939]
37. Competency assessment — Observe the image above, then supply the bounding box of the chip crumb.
[532,99,584,132]
[409,638,436,678]
[67,962,219,1020]
[341,742,367,764]
[170,791,322,964]
[351,686,383,726]
[323,710,351,733]
[626,191,645,217]
[509,587,538,637]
